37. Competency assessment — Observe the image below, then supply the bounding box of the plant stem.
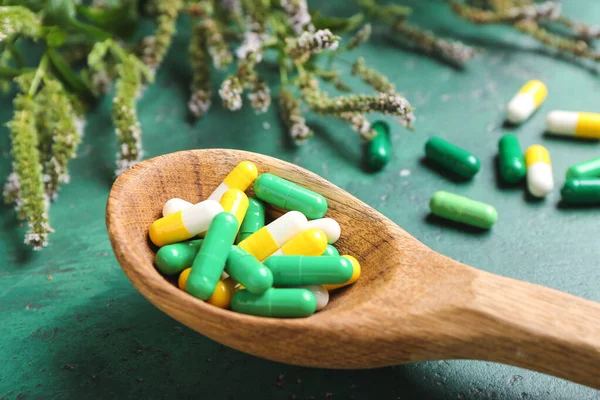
[28,54,48,97]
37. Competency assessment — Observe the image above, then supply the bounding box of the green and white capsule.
[429,191,498,229]
[155,239,203,275]
[297,285,329,311]
[561,179,600,205]
[226,246,273,294]
[231,288,317,318]
[265,256,353,286]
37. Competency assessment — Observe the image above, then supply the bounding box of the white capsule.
[525,145,553,198]
[298,285,329,311]
[506,80,547,124]
[307,218,341,244]
[162,198,193,217]
[546,111,600,139]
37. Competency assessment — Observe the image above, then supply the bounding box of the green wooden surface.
[2,1,600,399]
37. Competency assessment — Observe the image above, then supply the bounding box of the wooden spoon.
[106,149,600,389]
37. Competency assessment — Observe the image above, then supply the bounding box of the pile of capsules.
[366,79,600,230]
[148,161,360,318]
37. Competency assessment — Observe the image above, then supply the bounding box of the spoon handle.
[462,271,600,388]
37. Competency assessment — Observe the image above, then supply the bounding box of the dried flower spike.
[280,0,313,34]
[352,57,395,94]
[279,88,312,144]
[287,29,340,62]
[141,0,184,71]
[0,6,41,42]
[188,23,212,118]
[219,77,244,111]
[347,24,372,50]
[248,80,271,114]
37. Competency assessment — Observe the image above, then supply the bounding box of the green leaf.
[76,0,139,39]
[46,48,93,97]
[311,11,365,33]
[43,0,76,26]
[45,27,67,47]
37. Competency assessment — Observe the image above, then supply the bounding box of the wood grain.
[106,149,600,389]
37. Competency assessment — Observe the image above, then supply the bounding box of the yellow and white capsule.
[506,80,548,124]
[149,200,223,247]
[323,255,361,291]
[162,198,193,217]
[238,211,308,261]
[546,111,600,139]
[270,228,328,257]
[525,145,553,198]
[219,189,249,229]
[208,161,258,202]
[307,218,341,244]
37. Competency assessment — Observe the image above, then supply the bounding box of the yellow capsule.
[219,189,249,229]
[323,255,361,291]
[506,80,547,124]
[546,111,600,139]
[525,145,553,198]
[208,161,258,202]
[178,268,235,309]
[271,228,328,257]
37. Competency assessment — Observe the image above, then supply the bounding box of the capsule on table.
[566,156,600,179]
[231,288,317,318]
[149,200,223,247]
[270,228,327,257]
[162,198,193,217]
[525,144,553,198]
[265,255,353,286]
[561,179,600,205]
[219,189,249,229]
[322,244,339,256]
[253,173,328,219]
[186,212,239,300]
[179,268,236,309]
[208,161,258,202]
[506,80,547,124]
[155,239,203,275]
[424,137,481,179]
[498,134,526,184]
[297,285,329,311]
[238,211,308,261]
[226,246,273,294]
[366,120,391,171]
[546,111,600,139]
[237,198,265,243]
[323,255,361,291]
[307,218,341,244]
[429,191,498,229]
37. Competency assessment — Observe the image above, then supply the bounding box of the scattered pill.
[265,256,353,286]
[561,179,600,205]
[307,218,341,244]
[226,246,273,294]
[179,268,236,309]
[155,239,203,275]
[322,244,339,256]
[323,255,361,291]
[425,136,481,179]
[254,173,328,219]
[149,200,223,247]
[506,80,547,124]
[366,120,391,171]
[429,191,498,229]
[271,228,328,257]
[231,288,317,318]
[566,156,600,179]
[546,111,600,139]
[498,134,526,184]
[238,211,308,261]
[525,145,554,198]
[162,198,193,217]
[186,212,239,300]
[219,189,249,229]
[237,198,265,243]
[298,285,329,311]
[208,161,258,202]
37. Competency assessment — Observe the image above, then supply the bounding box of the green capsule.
[429,191,498,229]
[231,288,316,318]
[322,244,339,256]
[265,256,353,285]
[186,212,239,300]
[498,134,526,183]
[155,239,203,275]
[425,137,481,179]
[366,121,391,171]
[236,198,265,243]
[566,156,600,179]
[253,173,328,219]
[226,246,273,294]
[561,179,600,205]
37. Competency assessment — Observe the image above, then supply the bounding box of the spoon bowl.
[107,149,600,389]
